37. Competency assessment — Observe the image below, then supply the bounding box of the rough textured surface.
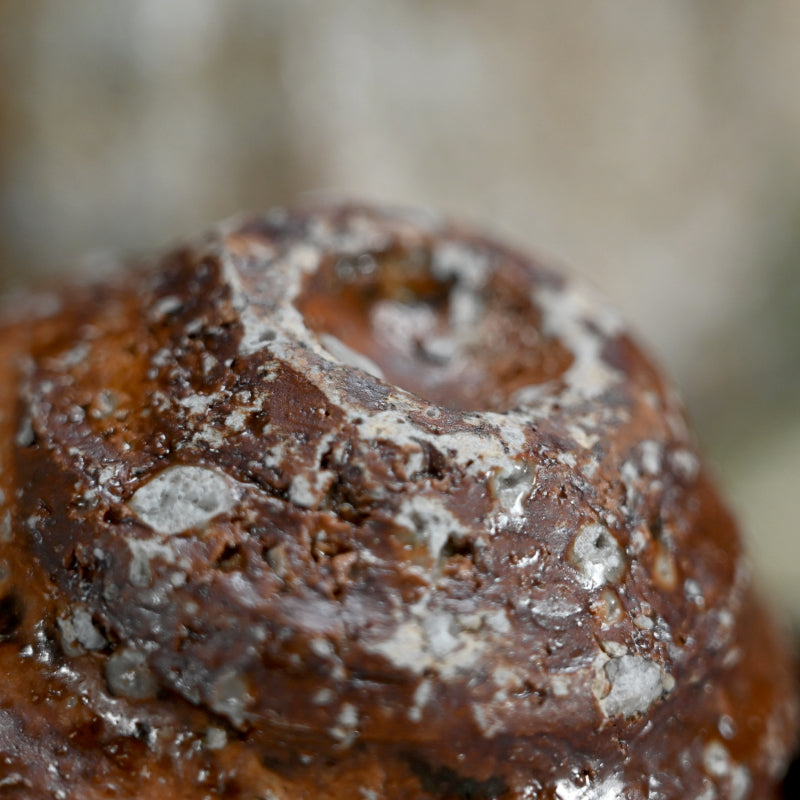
[0,203,796,798]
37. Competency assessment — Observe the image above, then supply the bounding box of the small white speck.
[394,494,467,562]
[718,714,736,740]
[151,295,182,318]
[210,671,249,728]
[730,765,751,800]
[330,703,359,747]
[703,740,731,778]
[98,465,117,485]
[598,655,670,717]
[225,409,248,432]
[310,638,335,659]
[202,353,218,374]
[313,688,335,706]
[489,462,535,517]
[633,613,655,631]
[126,538,176,587]
[288,471,334,509]
[0,512,11,542]
[204,726,227,751]
[57,608,106,653]
[694,782,717,800]
[179,394,218,415]
[554,773,624,800]
[409,679,432,722]
[640,440,662,475]
[671,449,700,481]
[432,240,488,290]
[600,640,628,658]
[105,649,157,700]
[570,523,626,588]
[684,578,705,607]
[16,417,35,447]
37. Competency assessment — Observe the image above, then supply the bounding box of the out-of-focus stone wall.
[1,1,799,613]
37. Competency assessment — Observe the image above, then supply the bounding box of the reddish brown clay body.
[0,204,795,798]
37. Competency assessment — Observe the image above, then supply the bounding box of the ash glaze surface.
[0,203,795,798]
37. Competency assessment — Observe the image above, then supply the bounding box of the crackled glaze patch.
[129,466,236,535]
[596,654,673,718]
[569,523,626,588]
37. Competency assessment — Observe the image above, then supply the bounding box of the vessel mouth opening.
[296,243,573,413]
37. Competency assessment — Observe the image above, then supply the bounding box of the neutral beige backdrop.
[1,1,798,615]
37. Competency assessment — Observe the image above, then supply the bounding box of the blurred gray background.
[1,2,798,613]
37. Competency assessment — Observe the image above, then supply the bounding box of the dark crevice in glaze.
[296,245,574,413]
